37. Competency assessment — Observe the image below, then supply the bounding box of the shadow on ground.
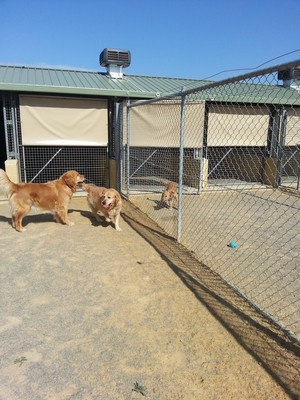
[0,209,113,230]
[122,199,300,399]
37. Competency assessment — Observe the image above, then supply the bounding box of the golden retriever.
[160,179,178,209]
[0,169,84,232]
[80,183,122,231]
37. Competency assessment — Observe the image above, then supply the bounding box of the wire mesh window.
[20,146,108,187]
[206,146,265,183]
[124,147,180,191]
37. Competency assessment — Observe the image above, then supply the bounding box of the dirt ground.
[129,188,300,338]
[0,196,298,400]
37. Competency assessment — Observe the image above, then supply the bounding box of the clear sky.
[1,0,300,81]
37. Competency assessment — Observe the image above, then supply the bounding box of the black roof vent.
[100,48,131,78]
[100,48,131,67]
[278,67,300,89]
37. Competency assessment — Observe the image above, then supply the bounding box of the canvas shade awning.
[19,95,108,146]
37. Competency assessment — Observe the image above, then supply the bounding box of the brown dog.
[0,169,84,232]
[160,179,178,209]
[81,183,122,231]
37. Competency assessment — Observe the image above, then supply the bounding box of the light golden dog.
[0,169,84,232]
[160,179,178,209]
[80,183,122,231]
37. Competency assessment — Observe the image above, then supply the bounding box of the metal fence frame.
[120,59,300,346]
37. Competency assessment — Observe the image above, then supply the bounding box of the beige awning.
[129,101,205,148]
[207,104,270,146]
[286,107,300,145]
[19,95,108,146]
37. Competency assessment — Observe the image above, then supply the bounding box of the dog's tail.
[78,182,92,193]
[0,169,16,197]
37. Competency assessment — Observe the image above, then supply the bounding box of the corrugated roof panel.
[129,75,206,95]
[0,65,204,98]
[2,66,13,82]
[92,74,113,90]
[42,69,54,86]
[1,65,300,105]
[72,71,91,88]
[196,81,300,105]
[56,69,69,86]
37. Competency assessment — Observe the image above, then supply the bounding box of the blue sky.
[1,0,300,80]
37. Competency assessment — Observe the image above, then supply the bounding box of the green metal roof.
[188,80,300,106]
[0,65,204,99]
[0,64,299,106]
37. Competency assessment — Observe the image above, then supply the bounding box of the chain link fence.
[120,60,300,344]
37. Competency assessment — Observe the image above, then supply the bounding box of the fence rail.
[120,60,300,344]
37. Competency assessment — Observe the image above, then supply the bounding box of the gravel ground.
[0,197,297,399]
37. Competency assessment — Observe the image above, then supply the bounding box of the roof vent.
[100,48,131,79]
[278,67,300,91]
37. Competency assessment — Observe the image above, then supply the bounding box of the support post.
[276,109,287,187]
[126,101,130,199]
[115,102,122,192]
[198,102,209,193]
[177,95,186,242]
[262,105,281,186]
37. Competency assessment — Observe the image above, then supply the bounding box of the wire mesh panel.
[122,60,300,343]
[2,97,14,157]
[2,94,22,160]
[20,146,108,187]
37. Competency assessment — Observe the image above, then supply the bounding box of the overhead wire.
[201,48,300,81]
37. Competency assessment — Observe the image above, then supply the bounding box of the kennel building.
[0,49,299,193]
[0,48,208,189]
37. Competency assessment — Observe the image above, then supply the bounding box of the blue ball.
[229,241,237,248]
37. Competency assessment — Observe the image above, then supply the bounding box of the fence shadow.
[122,199,300,399]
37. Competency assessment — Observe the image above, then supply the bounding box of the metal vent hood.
[278,67,300,91]
[100,48,131,79]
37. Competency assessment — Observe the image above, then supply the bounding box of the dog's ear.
[61,171,77,192]
[114,191,122,207]
[100,188,107,200]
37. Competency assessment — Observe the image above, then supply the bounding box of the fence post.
[126,101,130,199]
[198,102,209,193]
[178,94,186,242]
[115,102,121,192]
[276,109,287,187]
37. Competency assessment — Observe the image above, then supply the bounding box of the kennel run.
[120,60,300,346]
[1,55,300,348]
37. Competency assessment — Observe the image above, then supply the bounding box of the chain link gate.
[121,60,300,345]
